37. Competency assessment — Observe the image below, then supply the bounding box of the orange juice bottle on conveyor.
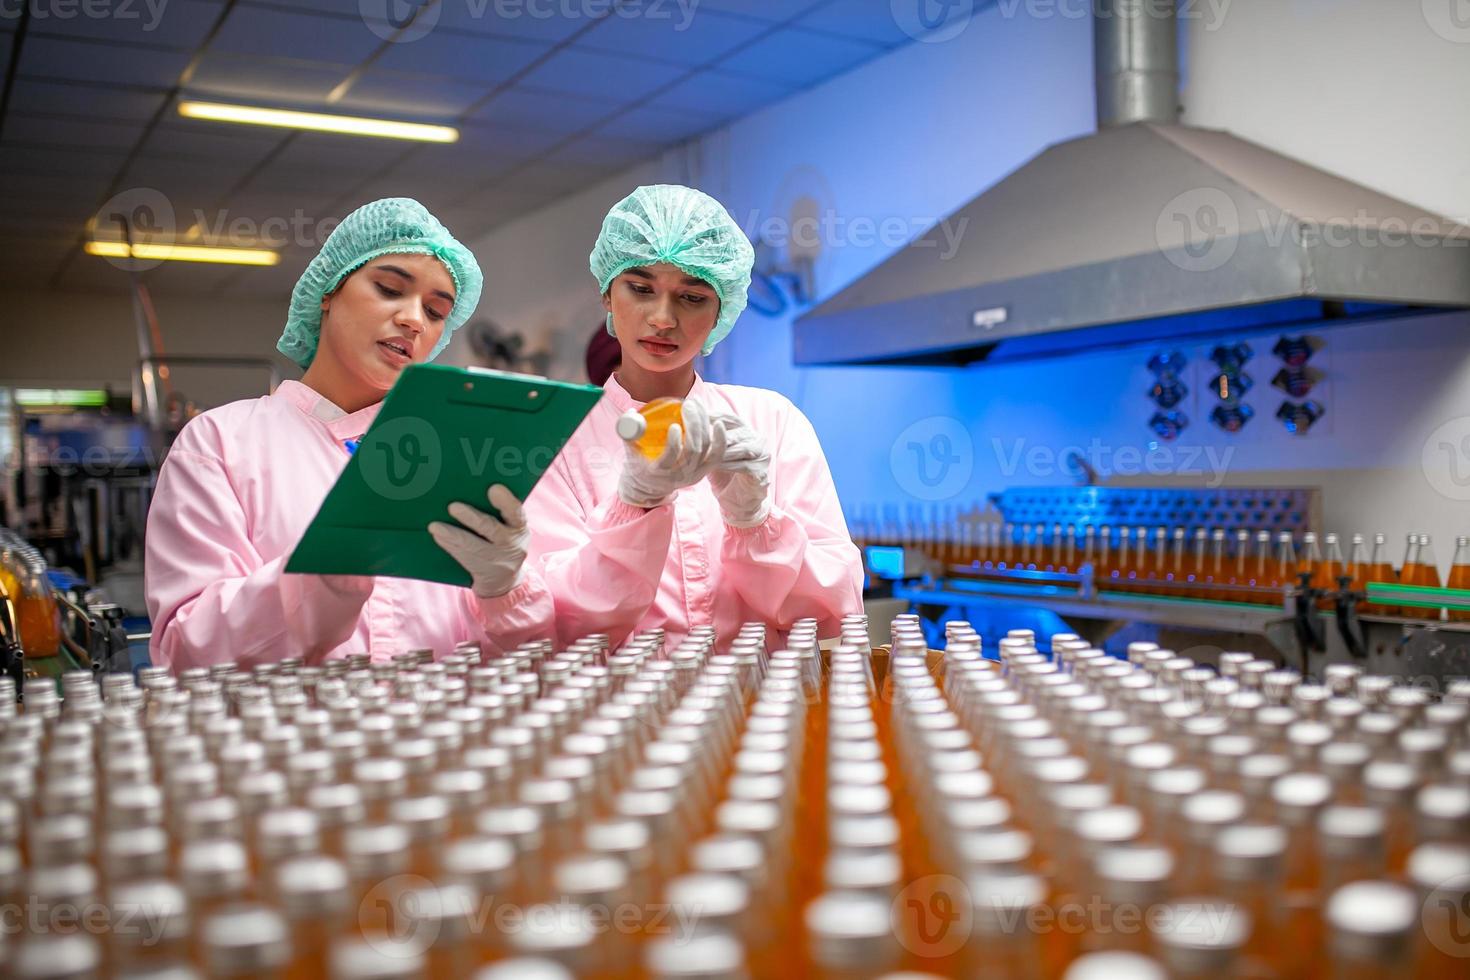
[1346,533,1368,605]
[1096,525,1114,584]
[1272,531,1297,598]
[1249,530,1272,604]
[15,567,62,658]
[1299,531,1326,598]
[1317,532,1345,609]
[1396,534,1424,618]
[1415,534,1445,620]
[1149,525,1170,594]
[1169,527,1187,594]
[1231,529,1252,602]
[1189,527,1209,597]
[1207,528,1228,598]
[1448,536,1470,622]
[1364,532,1396,615]
[615,397,684,460]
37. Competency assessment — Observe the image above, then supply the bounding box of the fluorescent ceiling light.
[85,241,281,266]
[177,100,459,143]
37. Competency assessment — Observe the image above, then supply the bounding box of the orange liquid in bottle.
[616,398,684,460]
[1447,536,1470,623]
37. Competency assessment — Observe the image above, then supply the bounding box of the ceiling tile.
[516,47,690,101]
[0,147,131,178]
[455,120,566,158]
[268,131,416,171]
[465,85,621,134]
[373,31,552,84]
[591,102,713,143]
[184,52,353,105]
[717,26,882,87]
[143,121,287,164]
[575,8,770,66]
[3,114,145,150]
[6,80,168,123]
[120,154,269,196]
[455,182,568,233]
[401,139,537,181]
[241,159,374,197]
[691,0,827,22]
[3,172,118,203]
[17,36,191,87]
[334,69,494,117]
[543,132,653,169]
[26,0,227,50]
[795,0,921,46]
[211,5,385,65]
[429,3,597,44]
[646,68,794,117]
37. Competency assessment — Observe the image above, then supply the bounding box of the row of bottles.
[4,620,1469,977]
[0,527,62,661]
[852,513,1470,619]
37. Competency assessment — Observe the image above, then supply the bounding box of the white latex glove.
[709,413,772,528]
[617,398,728,510]
[428,484,530,598]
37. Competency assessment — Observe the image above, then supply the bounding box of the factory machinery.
[0,615,1467,978]
[852,487,1470,681]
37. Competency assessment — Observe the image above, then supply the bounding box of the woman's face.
[602,263,719,377]
[317,253,455,395]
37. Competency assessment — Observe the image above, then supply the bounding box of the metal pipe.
[1094,0,1179,128]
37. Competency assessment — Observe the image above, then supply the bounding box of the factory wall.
[462,0,1470,572]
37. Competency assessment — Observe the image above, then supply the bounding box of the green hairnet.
[278,198,483,369]
[590,184,754,356]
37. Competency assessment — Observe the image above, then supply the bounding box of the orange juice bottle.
[1170,527,1188,595]
[1151,526,1171,593]
[1207,528,1227,598]
[1346,534,1368,597]
[15,568,62,658]
[615,398,684,460]
[1112,526,1133,590]
[1097,525,1114,583]
[1273,531,1298,595]
[1048,522,1065,572]
[1319,533,1345,609]
[1299,532,1326,595]
[1447,536,1470,623]
[1364,533,1396,615]
[1416,535,1444,620]
[1397,534,1423,618]
[1189,528,1209,596]
[1231,529,1252,602]
[1248,530,1272,603]
[1060,523,1076,574]
[1000,523,1017,569]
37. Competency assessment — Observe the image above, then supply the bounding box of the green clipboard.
[286,363,602,586]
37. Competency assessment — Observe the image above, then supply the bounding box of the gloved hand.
[617,398,728,509]
[709,413,772,528]
[428,484,530,598]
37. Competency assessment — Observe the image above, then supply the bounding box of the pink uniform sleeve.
[145,447,373,671]
[720,402,865,638]
[464,576,557,653]
[505,454,676,647]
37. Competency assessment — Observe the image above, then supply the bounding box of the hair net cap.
[590,184,754,356]
[278,197,483,369]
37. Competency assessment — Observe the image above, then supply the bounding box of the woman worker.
[145,198,549,670]
[481,184,864,645]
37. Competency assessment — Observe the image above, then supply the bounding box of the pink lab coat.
[496,373,865,649]
[144,380,552,670]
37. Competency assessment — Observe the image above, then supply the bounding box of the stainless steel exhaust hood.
[793,1,1470,367]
